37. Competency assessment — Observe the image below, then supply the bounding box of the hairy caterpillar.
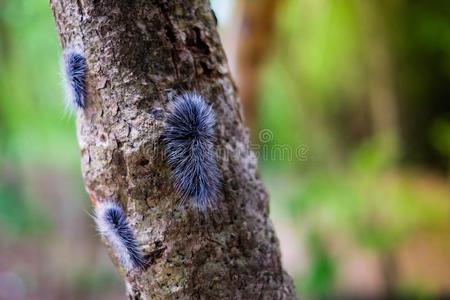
[163,92,222,210]
[94,201,145,271]
[62,48,87,109]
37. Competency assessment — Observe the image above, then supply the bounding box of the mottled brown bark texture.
[50,0,296,299]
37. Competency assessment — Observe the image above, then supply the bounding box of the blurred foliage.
[258,0,450,298]
[298,232,336,297]
[0,181,50,236]
[0,0,80,230]
[0,0,79,165]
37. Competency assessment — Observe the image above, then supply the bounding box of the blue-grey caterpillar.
[94,201,145,271]
[62,48,87,109]
[162,92,222,210]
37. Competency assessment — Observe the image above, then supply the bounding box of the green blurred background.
[0,0,449,299]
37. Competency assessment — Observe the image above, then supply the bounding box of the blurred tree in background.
[0,0,449,299]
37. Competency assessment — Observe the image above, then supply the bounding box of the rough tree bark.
[50,1,296,299]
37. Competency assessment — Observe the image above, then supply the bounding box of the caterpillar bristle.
[94,201,145,271]
[163,92,222,210]
[62,48,87,109]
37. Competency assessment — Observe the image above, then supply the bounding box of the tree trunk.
[50,0,296,299]
[356,0,400,160]
[235,0,281,134]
